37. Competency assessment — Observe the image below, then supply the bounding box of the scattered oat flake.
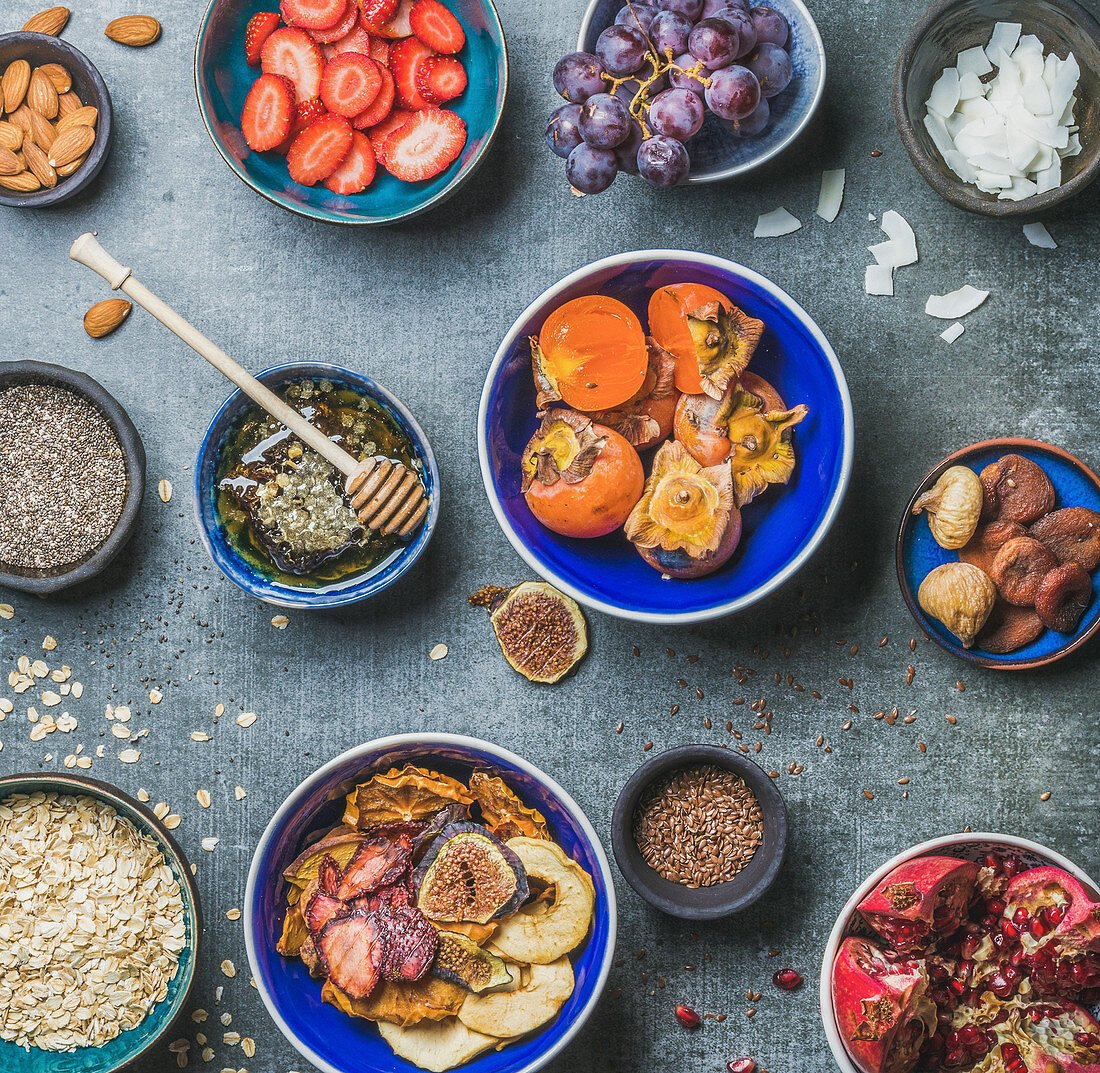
[164,814,181,829]
[114,705,132,722]
[191,731,211,742]
[226,907,242,920]
[40,691,61,707]
[242,1038,256,1058]
[221,959,237,978]
[271,614,289,629]
[754,207,801,238]
[42,635,57,650]
[159,479,173,502]
[0,603,13,619]
[816,168,845,222]
[429,643,448,660]
[150,688,163,704]
[234,785,247,800]
[201,837,219,852]
[112,724,131,739]
[71,681,83,698]
[196,789,212,808]
[118,748,141,763]
[236,711,257,728]
[1023,221,1057,248]
[153,801,170,819]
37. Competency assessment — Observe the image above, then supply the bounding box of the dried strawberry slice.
[381,904,438,982]
[305,891,347,937]
[336,837,409,899]
[319,853,342,895]
[355,881,412,917]
[317,910,386,1000]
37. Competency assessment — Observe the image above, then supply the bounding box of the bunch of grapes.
[546,0,794,193]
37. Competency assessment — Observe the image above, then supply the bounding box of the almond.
[28,69,59,118]
[2,60,31,114]
[22,7,71,35]
[28,109,56,150]
[7,106,34,137]
[56,105,96,134]
[84,299,132,338]
[0,148,21,176]
[36,63,71,94]
[23,141,56,188]
[46,123,93,167]
[57,90,83,116]
[0,172,41,192]
[55,151,85,177]
[0,122,23,151]
[104,15,161,46]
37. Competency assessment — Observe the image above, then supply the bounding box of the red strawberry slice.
[306,0,358,43]
[323,131,377,193]
[409,0,464,54]
[416,55,465,104]
[245,12,281,66]
[383,106,465,181]
[359,0,398,29]
[261,27,325,100]
[280,0,347,30]
[353,66,394,127]
[375,0,414,38]
[241,73,295,151]
[287,113,354,184]
[367,106,414,167]
[320,53,383,117]
[328,25,374,55]
[390,36,436,110]
[274,95,328,152]
[369,35,391,66]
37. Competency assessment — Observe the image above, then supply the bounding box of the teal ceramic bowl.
[194,0,508,224]
[0,773,202,1073]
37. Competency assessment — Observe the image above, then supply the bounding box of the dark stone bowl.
[893,0,1100,216]
[611,743,788,920]
[0,361,145,595]
[0,32,114,208]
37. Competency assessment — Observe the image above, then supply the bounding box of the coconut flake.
[940,322,965,343]
[1023,221,1057,248]
[880,211,918,266]
[986,21,1021,60]
[816,169,844,222]
[928,68,961,117]
[957,46,993,78]
[925,285,989,319]
[754,208,801,238]
[865,265,894,296]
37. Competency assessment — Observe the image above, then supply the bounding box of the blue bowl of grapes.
[549,0,825,190]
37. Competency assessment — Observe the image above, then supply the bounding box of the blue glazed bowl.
[576,0,824,182]
[245,733,617,1073]
[194,0,508,224]
[898,437,1100,669]
[194,361,439,609]
[477,250,854,624]
[0,772,202,1073]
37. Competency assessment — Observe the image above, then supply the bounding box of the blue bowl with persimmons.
[194,0,508,224]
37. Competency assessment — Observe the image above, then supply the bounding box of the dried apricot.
[988,536,1058,607]
[979,454,1055,525]
[958,520,1025,575]
[975,601,1045,654]
[1028,507,1100,573]
[1034,562,1093,633]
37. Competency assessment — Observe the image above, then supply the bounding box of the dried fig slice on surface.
[989,536,1059,606]
[1035,562,1093,633]
[958,520,1026,574]
[980,454,1056,524]
[485,581,588,684]
[318,910,386,1001]
[1030,507,1100,572]
[975,600,1046,654]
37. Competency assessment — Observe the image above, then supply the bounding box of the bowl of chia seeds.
[0,361,145,595]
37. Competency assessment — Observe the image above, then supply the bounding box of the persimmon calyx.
[529,337,564,411]
[521,410,608,491]
[686,302,764,401]
[724,390,809,506]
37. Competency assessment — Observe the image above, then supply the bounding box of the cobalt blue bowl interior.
[194,0,508,224]
[478,251,854,624]
[0,772,201,1073]
[897,438,1100,669]
[194,361,439,609]
[245,734,617,1073]
[576,0,825,182]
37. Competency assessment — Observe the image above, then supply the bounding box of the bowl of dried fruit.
[820,832,1100,1073]
[0,771,201,1073]
[244,733,616,1073]
[897,437,1100,669]
[0,31,113,207]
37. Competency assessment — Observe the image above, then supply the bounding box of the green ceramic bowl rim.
[192,0,510,225]
[0,771,203,1073]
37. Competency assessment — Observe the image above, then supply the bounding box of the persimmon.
[648,283,733,394]
[586,339,679,451]
[533,295,648,412]
[522,410,644,538]
[739,371,786,412]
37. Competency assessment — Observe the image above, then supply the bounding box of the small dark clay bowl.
[894,0,1100,216]
[611,744,788,920]
[0,360,145,595]
[0,32,114,208]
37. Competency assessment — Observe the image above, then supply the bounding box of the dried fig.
[989,536,1058,607]
[975,600,1045,654]
[1029,507,1100,573]
[917,562,996,648]
[488,581,588,683]
[958,520,1025,574]
[1034,562,1093,633]
[912,466,982,549]
[979,454,1056,524]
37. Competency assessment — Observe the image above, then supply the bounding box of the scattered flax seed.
[918,742,927,752]
[703,717,712,729]
[910,638,917,651]
[956,681,965,692]
[615,721,624,734]
[849,645,858,656]
[220,960,236,978]
[196,789,212,809]
[191,731,211,742]
[429,643,448,660]
[643,741,653,751]
[670,704,679,715]
[816,735,824,747]
[879,636,888,647]
[1040,791,1051,801]
[746,1008,757,1017]
[842,720,853,730]
[236,712,257,728]
[863,789,875,800]
[898,777,910,785]
[946,715,958,725]
[768,771,779,778]
[904,714,916,724]
[726,721,733,732]
[632,645,641,656]
[906,666,916,685]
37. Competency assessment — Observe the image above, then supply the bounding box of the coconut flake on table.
[754,208,802,238]
[940,322,965,343]
[925,285,989,319]
[1023,221,1057,247]
[816,169,845,222]
[864,211,917,295]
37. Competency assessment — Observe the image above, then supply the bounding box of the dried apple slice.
[377,1016,499,1072]
[468,771,549,842]
[344,764,475,830]
[458,957,574,1038]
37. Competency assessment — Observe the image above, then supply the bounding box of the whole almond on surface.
[8,105,33,137]
[55,152,85,176]
[28,109,56,149]
[0,122,22,151]
[105,15,161,46]
[58,90,82,116]
[0,171,41,192]
[23,141,56,187]
[56,105,96,134]
[37,63,71,94]
[2,60,31,113]
[84,299,131,338]
[0,147,21,176]
[47,123,93,167]
[22,7,70,35]
[29,69,59,118]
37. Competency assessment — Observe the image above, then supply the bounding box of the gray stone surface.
[2,0,1100,1070]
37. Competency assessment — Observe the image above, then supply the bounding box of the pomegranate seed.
[726,1061,756,1073]
[987,897,1006,915]
[1030,917,1049,938]
[1013,907,1031,926]
[1003,855,1023,877]
[959,1024,982,1045]
[983,852,1003,873]
[772,968,803,991]
[1077,1032,1093,1046]
[1002,1042,1020,1060]
[989,972,1014,998]
[1028,1007,1045,1023]
[674,1004,701,1029]
[1043,904,1065,926]
[949,978,968,996]
[1001,921,1020,940]
[944,1046,966,1067]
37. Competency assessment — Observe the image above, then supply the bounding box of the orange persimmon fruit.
[648,283,733,395]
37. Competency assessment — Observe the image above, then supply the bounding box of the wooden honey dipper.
[70,233,428,538]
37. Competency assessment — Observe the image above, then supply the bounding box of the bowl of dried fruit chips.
[245,734,616,1073]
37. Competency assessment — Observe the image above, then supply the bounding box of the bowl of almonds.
[0,27,113,206]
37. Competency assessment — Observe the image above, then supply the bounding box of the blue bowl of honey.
[194,362,439,609]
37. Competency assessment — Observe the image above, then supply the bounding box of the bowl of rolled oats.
[0,772,201,1073]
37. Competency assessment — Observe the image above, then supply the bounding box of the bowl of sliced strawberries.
[195,0,508,223]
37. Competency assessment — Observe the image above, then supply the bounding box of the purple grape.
[670,52,710,93]
[716,93,769,135]
[553,52,607,103]
[637,134,690,186]
[649,10,692,56]
[704,63,760,119]
[702,0,747,12]
[615,1,658,33]
[750,6,788,46]
[658,0,703,17]
[614,118,645,173]
[566,143,619,192]
[747,41,792,96]
[649,87,705,139]
[546,104,584,158]
[578,92,631,148]
[721,8,757,56]
[687,17,740,69]
[596,24,649,76]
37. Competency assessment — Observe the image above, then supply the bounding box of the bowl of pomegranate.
[194,0,507,224]
[821,833,1100,1073]
[477,249,853,623]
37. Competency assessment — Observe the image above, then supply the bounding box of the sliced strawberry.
[409,0,464,53]
[245,12,281,66]
[326,24,373,58]
[390,36,436,109]
[323,131,377,193]
[369,35,391,66]
[261,27,325,100]
[287,113,354,184]
[305,891,347,936]
[375,0,414,38]
[359,0,398,29]
[383,106,465,181]
[367,106,414,167]
[241,73,295,151]
[415,55,465,104]
[305,0,358,42]
[320,53,383,117]
[274,95,328,152]
[280,0,347,30]
[317,911,385,1001]
[353,65,394,127]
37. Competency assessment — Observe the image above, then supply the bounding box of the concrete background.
[2,0,1100,1070]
